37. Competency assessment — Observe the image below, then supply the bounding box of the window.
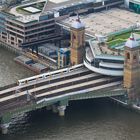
[133,55,137,60]
[11,42,14,45]
[126,52,130,59]
[72,34,76,40]
[18,40,22,44]
[11,37,14,40]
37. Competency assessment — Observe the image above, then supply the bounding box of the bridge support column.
[58,106,66,117]
[52,105,58,113]
[0,123,9,134]
[46,105,52,111]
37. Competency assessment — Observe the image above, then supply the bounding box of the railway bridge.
[0,64,126,134]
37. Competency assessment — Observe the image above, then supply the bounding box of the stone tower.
[123,34,140,98]
[70,16,85,65]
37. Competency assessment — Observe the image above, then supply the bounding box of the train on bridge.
[0,64,125,134]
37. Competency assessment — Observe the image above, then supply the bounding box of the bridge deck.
[0,67,89,95]
[0,66,124,116]
[0,72,98,102]
[36,77,117,98]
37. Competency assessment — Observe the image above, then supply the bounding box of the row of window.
[7,27,55,41]
[6,20,55,31]
[85,58,123,71]
[25,25,55,35]
[7,26,24,35]
[129,2,140,14]
[126,52,139,61]
[100,59,124,64]
[59,0,123,16]
[25,20,55,30]
[7,21,24,29]
[25,30,55,39]
[104,0,123,5]
[7,24,55,36]
[8,31,23,39]
[100,66,123,71]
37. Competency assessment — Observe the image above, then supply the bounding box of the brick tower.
[70,16,85,65]
[124,33,140,98]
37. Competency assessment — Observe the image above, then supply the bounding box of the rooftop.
[42,0,95,13]
[61,8,140,36]
[8,0,96,23]
[8,0,46,23]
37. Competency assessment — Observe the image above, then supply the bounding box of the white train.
[18,64,84,85]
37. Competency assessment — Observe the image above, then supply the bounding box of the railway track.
[0,67,91,99]
[0,72,122,104]
[0,66,123,114]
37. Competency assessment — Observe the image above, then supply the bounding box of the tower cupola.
[125,33,138,48]
[71,16,84,29]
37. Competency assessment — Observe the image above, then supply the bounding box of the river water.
[0,47,34,87]
[0,47,140,140]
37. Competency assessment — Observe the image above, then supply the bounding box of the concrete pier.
[52,105,58,113]
[58,106,66,116]
[46,105,52,111]
[1,123,9,134]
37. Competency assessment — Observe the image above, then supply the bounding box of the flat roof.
[42,0,94,13]
[8,0,104,23]
[15,14,40,23]
[23,6,41,13]
[61,8,140,36]
[9,0,45,23]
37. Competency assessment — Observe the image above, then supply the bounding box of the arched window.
[72,34,76,40]
[133,55,137,60]
[126,52,130,59]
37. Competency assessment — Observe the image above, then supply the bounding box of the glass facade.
[0,12,7,32]
[129,2,140,14]
[58,0,123,16]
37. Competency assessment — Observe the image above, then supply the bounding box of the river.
[0,46,140,140]
[0,47,34,87]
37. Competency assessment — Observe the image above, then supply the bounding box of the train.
[18,64,84,85]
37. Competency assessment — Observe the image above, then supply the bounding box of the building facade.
[123,34,140,91]
[0,12,10,43]
[84,38,124,76]
[125,0,140,13]
[5,14,57,48]
[0,0,124,49]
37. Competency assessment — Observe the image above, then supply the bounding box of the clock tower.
[70,16,85,65]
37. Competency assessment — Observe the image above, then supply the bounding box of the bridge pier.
[46,105,52,111]
[58,106,66,117]
[52,105,58,113]
[57,100,68,116]
[0,123,9,134]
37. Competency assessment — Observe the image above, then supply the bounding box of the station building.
[125,0,140,13]
[84,33,140,77]
[1,0,140,77]
[0,0,123,49]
